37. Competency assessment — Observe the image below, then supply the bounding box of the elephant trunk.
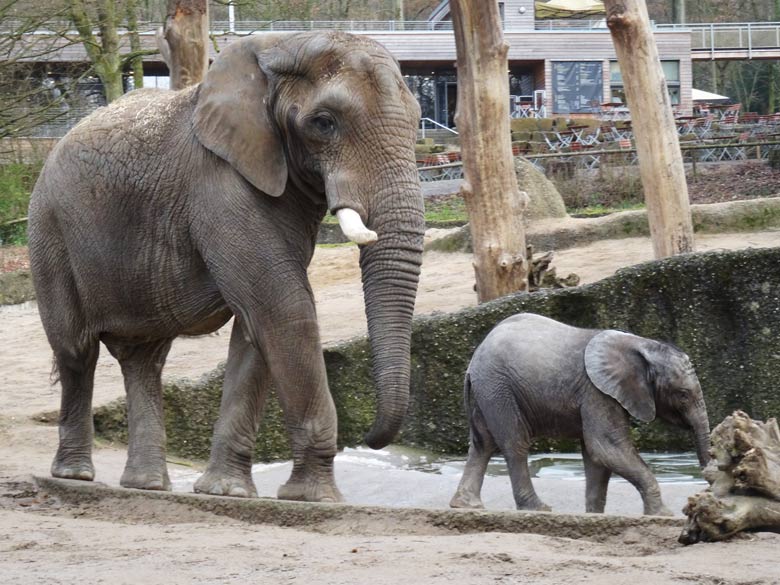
[358,174,424,449]
[690,407,712,467]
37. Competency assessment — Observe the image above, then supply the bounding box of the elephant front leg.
[582,444,612,513]
[584,429,672,516]
[194,318,268,498]
[270,316,342,503]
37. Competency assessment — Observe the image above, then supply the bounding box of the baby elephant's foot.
[194,472,257,498]
[277,478,343,503]
[51,455,94,482]
[120,466,171,491]
[450,491,485,509]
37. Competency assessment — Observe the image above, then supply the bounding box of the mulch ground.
[687,161,780,204]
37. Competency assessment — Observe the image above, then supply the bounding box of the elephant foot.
[120,467,171,491]
[51,456,94,482]
[193,472,257,498]
[449,492,485,509]
[277,478,344,503]
[516,500,552,513]
[645,504,674,517]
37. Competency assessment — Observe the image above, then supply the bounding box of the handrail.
[657,21,780,58]
[420,118,458,139]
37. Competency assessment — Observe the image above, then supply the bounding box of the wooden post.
[604,0,695,258]
[156,0,209,90]
[449,0,529,302]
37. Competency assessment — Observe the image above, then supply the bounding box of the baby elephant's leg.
[488,408,550,511]
[450,410,496,508]
[582,445,612,513]
[584,429,672,516]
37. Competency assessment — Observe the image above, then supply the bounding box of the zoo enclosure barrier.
[416,139,780,182]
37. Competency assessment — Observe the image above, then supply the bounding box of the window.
[610,61,680,105]
[552,62,603,114]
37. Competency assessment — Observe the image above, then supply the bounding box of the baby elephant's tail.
[464,372,488,451]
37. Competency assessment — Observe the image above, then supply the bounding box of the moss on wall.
[0,270,35,305]
[93,248,780,461]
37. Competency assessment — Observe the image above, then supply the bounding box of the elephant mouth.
[335,208,377,245]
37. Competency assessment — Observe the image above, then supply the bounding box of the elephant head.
[192,32,425,449]
[584,331,711,467]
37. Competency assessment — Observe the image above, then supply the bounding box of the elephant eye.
[309,113,336,137]
[676,390,691,403]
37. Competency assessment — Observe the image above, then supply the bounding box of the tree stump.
[680,410,780,544]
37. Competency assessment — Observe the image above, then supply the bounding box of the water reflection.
[333,446,704,484]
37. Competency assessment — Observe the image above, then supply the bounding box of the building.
[7,0,692,137]
[394,0,691,127]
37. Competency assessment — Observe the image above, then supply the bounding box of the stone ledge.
[34,476,683,539]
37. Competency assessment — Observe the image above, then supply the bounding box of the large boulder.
[515,157,568,221]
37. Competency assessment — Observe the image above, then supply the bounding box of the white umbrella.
[535,0,606,19]
[691,88,730,102]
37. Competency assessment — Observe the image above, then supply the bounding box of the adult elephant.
[27,32,425,503]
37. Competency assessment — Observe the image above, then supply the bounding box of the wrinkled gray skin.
[27,32,424,502]
[450,313,711,516]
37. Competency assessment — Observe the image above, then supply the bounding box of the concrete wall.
[93,248,780,461]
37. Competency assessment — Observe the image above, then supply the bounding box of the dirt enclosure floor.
[2,229,780,584]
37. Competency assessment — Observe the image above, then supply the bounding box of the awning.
[691,88,730,102]
[535,0,606,20]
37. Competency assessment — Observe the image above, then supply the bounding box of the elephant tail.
[464,372,488,452]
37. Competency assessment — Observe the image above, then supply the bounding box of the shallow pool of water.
[328,445,704,484]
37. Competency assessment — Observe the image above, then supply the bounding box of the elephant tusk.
[336,208,378,245]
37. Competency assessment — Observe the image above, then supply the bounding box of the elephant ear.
[194,37,287,197]
[584,330,656,423]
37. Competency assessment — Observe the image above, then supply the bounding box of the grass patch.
[424,196,468,223]
[322,196,469,226]
[316,241,356,249]
[0,162,42,246]
[569,202,646,218]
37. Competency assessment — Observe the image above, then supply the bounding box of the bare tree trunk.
[126,0,144,90]
[604,0,694,258]
[69,0,124,102]
[449,0,529,302]
[680,411,780,544]
[672,0,686,23]
[156,0,209,90]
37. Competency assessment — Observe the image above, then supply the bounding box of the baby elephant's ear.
[584,330,656,423]
[194,37,288,197]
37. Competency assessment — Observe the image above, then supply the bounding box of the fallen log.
[680,410,780,544]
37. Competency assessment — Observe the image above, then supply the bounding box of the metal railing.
[206,20,457,33]
[420,118,458,139]
[657,21,780,58]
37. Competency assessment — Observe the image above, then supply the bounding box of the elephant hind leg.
[51,341,100,482]
[105,338,174,491]
[582,443,612,513]
[450,404,496,509]
[480,394,550,512]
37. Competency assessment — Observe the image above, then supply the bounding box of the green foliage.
[0,163,39,222]
[424,196,468,223]
[0,162,40,245]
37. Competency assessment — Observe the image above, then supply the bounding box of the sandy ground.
[2,229,780,584]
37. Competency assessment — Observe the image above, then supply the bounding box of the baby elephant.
[450,313,711,516]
